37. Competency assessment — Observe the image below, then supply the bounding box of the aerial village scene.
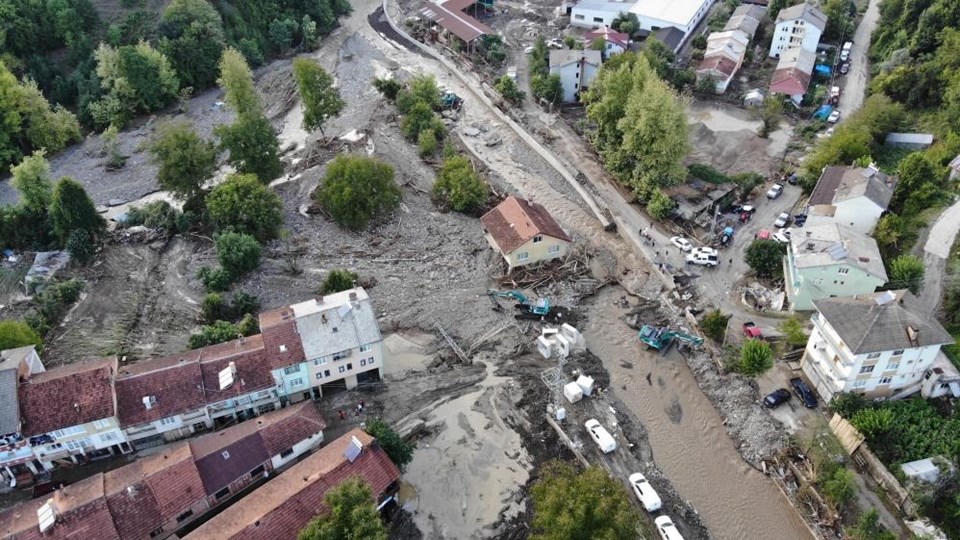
[0,0,959,538]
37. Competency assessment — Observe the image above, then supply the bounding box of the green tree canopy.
[530,461,640,540]
[218,48,261,117]
[891,153,944,214]
[216,231,262,278]
[297,477,388,540]
[91,41,179,128]
[700,309,730,343]
[315,155,402,230]
[215,112,283,183]
[494,75,524,105]
[293,58,344,136]
[432,155,488,214]
[0,320,42,351]
[778,317,808,348]
[846,509,897,540]
[738,339,773,376]
[745,239,785,278]
[646,188,676,220]
[149,120,217,202]
[320,269,358,294]
[364,419,415,471]
[206,173,284,241]
[531,74,563,105]
[10,151,53,213]
[888,254,925,294]
[49,177,105,246]
[158,0,226,89]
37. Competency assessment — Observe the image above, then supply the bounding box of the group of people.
[337,399,366,420]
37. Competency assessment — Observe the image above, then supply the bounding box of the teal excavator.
[486,289,568,322]
[638,325,704,351]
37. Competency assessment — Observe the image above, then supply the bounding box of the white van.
[655,516,685,540]
[584,419,616,453]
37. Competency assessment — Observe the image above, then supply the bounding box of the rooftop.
[650,27,686,52]
[630,0,711,27]
[884,132,934,147]
[18,357,118,437]
[814,290,953,354]
[114,350,205,428]
[584,26,630,48]
[480,196,573,254]
[286,288,382,362]
[697,54,739,78]
[548,49,602,69]
[183,429,400,540]
[775,2,827,31]
[770,47,816,95]
[420,0,493,43]
[808,165,895,209]
[0,472,120,539]
[789,222,887,280]
[724,5,765,36]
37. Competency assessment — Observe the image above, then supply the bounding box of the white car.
[691,246,718,257]
[766,183,784,199]
[655,515,684,540]
[670,236,693,252]
[774,212,790,228]
[524,46,535,54]
[686,252,719,267]
[772,229,792,244]
[827,110,841,123]
[628,472,662,512]
[584,419,616,453]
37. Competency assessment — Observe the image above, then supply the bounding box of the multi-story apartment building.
[769,2,827,58]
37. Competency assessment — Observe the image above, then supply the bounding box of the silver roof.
[789,222,887,280]
[291,288,382,360]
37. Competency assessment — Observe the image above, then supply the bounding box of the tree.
[563,35,577,50]
[822,468,856,509]
[745,239,785,278]
[216,232,262,277]
[315,155,402,230]
[530,461,640,540]
[822,0,853,41]
[292,58,344,136]
[531,74,563,105]
[891,153,943,214]
[432,155,488,214]
[846,509,897,540]
[590,37,606,51]
[400,101,437,141]
[189,319,245,348]
[373,78,401,100]
[611,12,640,36]
[888,254,924,293]
[397,74,441,113]
[206,173,284,241]
[269,17,299,51]
[217,48,260,117]
[418,129,437,157]
[49,177,105,246]
[0,320,42,351]
[850,407,894,438]
[215,113,283,183]
[700,309,730,343]
[149,120,217,202]
[0,62,24,169]
[321,269,358,294]
[17,79,82,155]
[642,38,675,82]
[646,188,676,220]
[10,151,52,213]
[92,41,179,127]
[158,0,226,89]
[494,75,524,104]
[65,229,94,265]
[755,96,783,138]
[778,317,808,348]
[738,339,773,376]
[364,419,415,471]
[529,37,549,78]
[297,478,387,540]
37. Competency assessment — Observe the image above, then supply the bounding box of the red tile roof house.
[17,357,132,472]
[480,196,573,271]
[769,47,816,106]
[183,429,400,540]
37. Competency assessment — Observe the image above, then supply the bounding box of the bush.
[687,163,729,184]
[201,293,228,323]
[230,291,260,317]
[0,320,43,351]
[53,279,84,304]
[646,188,676,220]
[188,320,243,348]
[125,200,182,232]
[418,129,437,157]
[321,269,357,295]
[888,254,924,294]
[432,155,488,214]
[315,155,402,230]
[822,468,856,509]
[206,173,283,241]
[373,77,401,100]
[364,419,415,471]
[237,312,259,336]
[846,509,896,540]
[700,309,730,343]
[494,75,524,104]
[66,229,94,265]
[745,240,786,278]
[738,339,773,376]
[197,266,233,292]
[216,232,262,278]
[692,34,707,49]
[778,317,808,348]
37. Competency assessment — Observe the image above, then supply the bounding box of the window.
[339,366,346,373]
[215,487,230,500]
[52,426,85,439]
[878,377,892,385]
[332,350,350,361]
[65,440,89,452]
[93,419,111,430]
[866,352,881,359]
[289,377,305,387]
[283,365,300,375]
[838,268,849,275]
[250,465,265,477]
[859,365,875,374]
[592,16,603,22]
[851,380,866,388]
[324,369,330,377]
[548,245,561,254]
[892,349,904,356]
[360,359,366,367]
[158,416,179,427]
[517,252,529,261]
[316,372,324,380]
[347,363,353,371]
[367,357,375,365]
[533,235,543,243]
[150,527,165,538]
[176,510,194,523]
[359,344,372,353]
[314,357,327,366]
[886,362,900,371]
[280,447,294,458]
[574,14,584,20]
[99,432,119,444]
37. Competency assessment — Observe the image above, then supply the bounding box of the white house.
[570,0,632,29]
[805,164,896,235]
[784,222,888,311]
[769,46,817,105]
[570,0,713,47]
[769,2,827,58]
[801,290,955,402]
[583,26,630,56]
[548,49,602,103]
[921,353,960,399]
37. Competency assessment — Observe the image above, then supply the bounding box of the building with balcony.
[769,2,826,58]
[784,222,887,311]
[0,346,45,483]
[801,290,954,402]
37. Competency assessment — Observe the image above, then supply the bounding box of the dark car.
[790,377,818,408]
[763,388,791,408]
[793,214,808,227]
[839,62,850,74]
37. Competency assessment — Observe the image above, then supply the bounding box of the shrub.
[700,309,730,343]
[206,173,284,241]
[373,77,401,100]
[321,269,358,295]
[315,155,402,230]
[197,266,233,292]
[778,317,808,348]
[418,129,437,157]
[125,201,182,232]
[494,75,524,104]
[237,313,259,336]
[0,320,43,351]
[432,155,488,214]
[646,188,676,220]
[66,229,94,265]
[738,339,773,376]
[188,320,242,348]
[888,254,924,294]
[230,291,260,317]
[216,232,262,278]
[364,419,415,471]
[822,468,856,509]
[745,239,786,278]
[201,293,228,323]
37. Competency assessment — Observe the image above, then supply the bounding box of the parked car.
[763,388,792,408]
[692,246,718,257]
[524,46,535,54]
[655,515,685,540]
[548,38,564,49]
[585,418,617,453]
[786,172,799,185]
[790,377,818,408]
[827,109,841,123]
[794,214,808,227]
[686,252,719,267]
[772,231,791,244]
[774,212,790,228]
[732,204,755,214]
[743,321,762,338]
[628,472,663,512]
[756,229,771,240]
[766,183,784,199]
[670,236,693,252]
[839,61,850,74]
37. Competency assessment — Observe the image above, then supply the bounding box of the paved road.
[917,198,960,314]
[837,0,882,115]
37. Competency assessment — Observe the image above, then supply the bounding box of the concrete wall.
[270,431,324,471]
[505,236,571,269]
[570,7,619,29]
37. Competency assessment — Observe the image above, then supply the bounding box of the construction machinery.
[638,325,704,351]
[487,289,569,323]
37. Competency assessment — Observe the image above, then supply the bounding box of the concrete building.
[0,346,44,483]
[769,47,816,105]
[696,5,765,93]
[570,0,713,47]
[548,49,601,102]
[784,222,887,311]
[570,0,637,29]
[481,196,573,270]
[183,429,400,540]
[921,354,960,399]
[769,2,826,58]
[805,165,896,234]
[884,132,935,150]
[801,290,954,402]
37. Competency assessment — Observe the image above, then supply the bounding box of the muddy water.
[585,288,812,540]
[382,332,434,376]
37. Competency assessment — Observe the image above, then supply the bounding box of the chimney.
[349,291,357,302]
[315,296,324,305]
